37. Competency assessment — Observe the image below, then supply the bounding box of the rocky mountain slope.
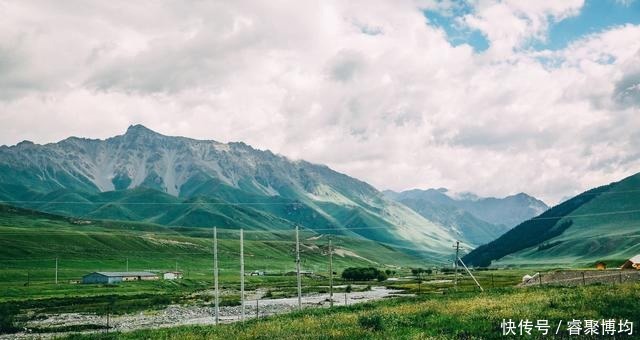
[383,188,548,246]
[0,125,458,261]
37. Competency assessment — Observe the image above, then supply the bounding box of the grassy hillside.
[0,204,425,301]
[3,185,454,261]
[464,173,640,267]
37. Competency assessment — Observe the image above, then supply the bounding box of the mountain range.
[1,125,635,267]
[463,173,640,267]
[0,125,460,261]
[383,188,548,246]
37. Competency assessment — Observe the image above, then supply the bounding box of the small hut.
[82,271,158,284]
[163,271,183,280]
[620,255,640,270]
[595,261,607,270]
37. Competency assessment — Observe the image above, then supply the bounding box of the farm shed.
[595,261,607,270]
[620,255,640,270]
[82,271,159,284]
[163,271,183,280]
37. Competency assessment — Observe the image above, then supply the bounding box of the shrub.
[411,268,433,276]
[358,314,385,331]
[341,267,386,281]
[220,297,241,307]
[0,303,20,334]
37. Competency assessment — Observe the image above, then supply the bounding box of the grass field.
[2,205,638,339]
[61,282,640,340]
[0,204,430,327]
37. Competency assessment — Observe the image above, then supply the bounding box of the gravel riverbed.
[3,286,408,339]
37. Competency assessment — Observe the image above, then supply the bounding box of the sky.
[1,0,639,204]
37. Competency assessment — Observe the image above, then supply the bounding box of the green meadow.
[0,204,425,318]
[64,283,640,340]
[2,205,638,339]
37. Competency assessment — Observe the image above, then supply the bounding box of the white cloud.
[0,0,639,204]
[459,0,584,58]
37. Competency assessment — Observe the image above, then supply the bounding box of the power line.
[213,226,220,325]
[528,208,640,221]
[295,225,302,310]
[564,188,640,196]
[1,187,640,207]
[1,207,639,236]
[2,205,640,261]
[240,228,245,322]
[0,201,305,205]
[0,238,439,261]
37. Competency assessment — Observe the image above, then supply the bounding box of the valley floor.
[6,287,405,338]
[59,282,639,340]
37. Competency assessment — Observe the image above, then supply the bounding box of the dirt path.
[4,287,408,339]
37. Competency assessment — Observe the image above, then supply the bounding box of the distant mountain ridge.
[0,125,459,261]
[463,173,640,267]
[383,188,548,246]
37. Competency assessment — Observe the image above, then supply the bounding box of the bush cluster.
[358,314,385,331]
[341,267,387,281]
[411,268,432,276]
[0,303,20,334]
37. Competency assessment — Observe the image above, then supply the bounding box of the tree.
[411,268,431,277]
[341,267,386,281]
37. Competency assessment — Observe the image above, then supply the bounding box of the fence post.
[582,272,586,286]
[619,271,623,284]
[539,274,542,286]
[491,274,495,289]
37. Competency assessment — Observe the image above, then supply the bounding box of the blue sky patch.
[425,0,640,53]
[531,0,640,51]
[424,4,489,52]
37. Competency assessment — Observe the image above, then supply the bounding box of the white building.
[82,271,158,284]
[163,271,183,280]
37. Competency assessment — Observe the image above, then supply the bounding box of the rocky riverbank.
[3,286,408,339]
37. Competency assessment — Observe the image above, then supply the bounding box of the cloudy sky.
[1,0,639,204]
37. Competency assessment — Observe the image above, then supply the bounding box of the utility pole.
[240,228,245,322]
[458,257,483,292]
[126,257,129,272]
[55,257,58,285]
[329,238,333,308]
[295,226,302,310]
[213,226,220,325]
[454,241,460,286]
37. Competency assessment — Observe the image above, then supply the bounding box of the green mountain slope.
[463,173,640,267]
[0,204,425,285]
[0,125,459,261]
